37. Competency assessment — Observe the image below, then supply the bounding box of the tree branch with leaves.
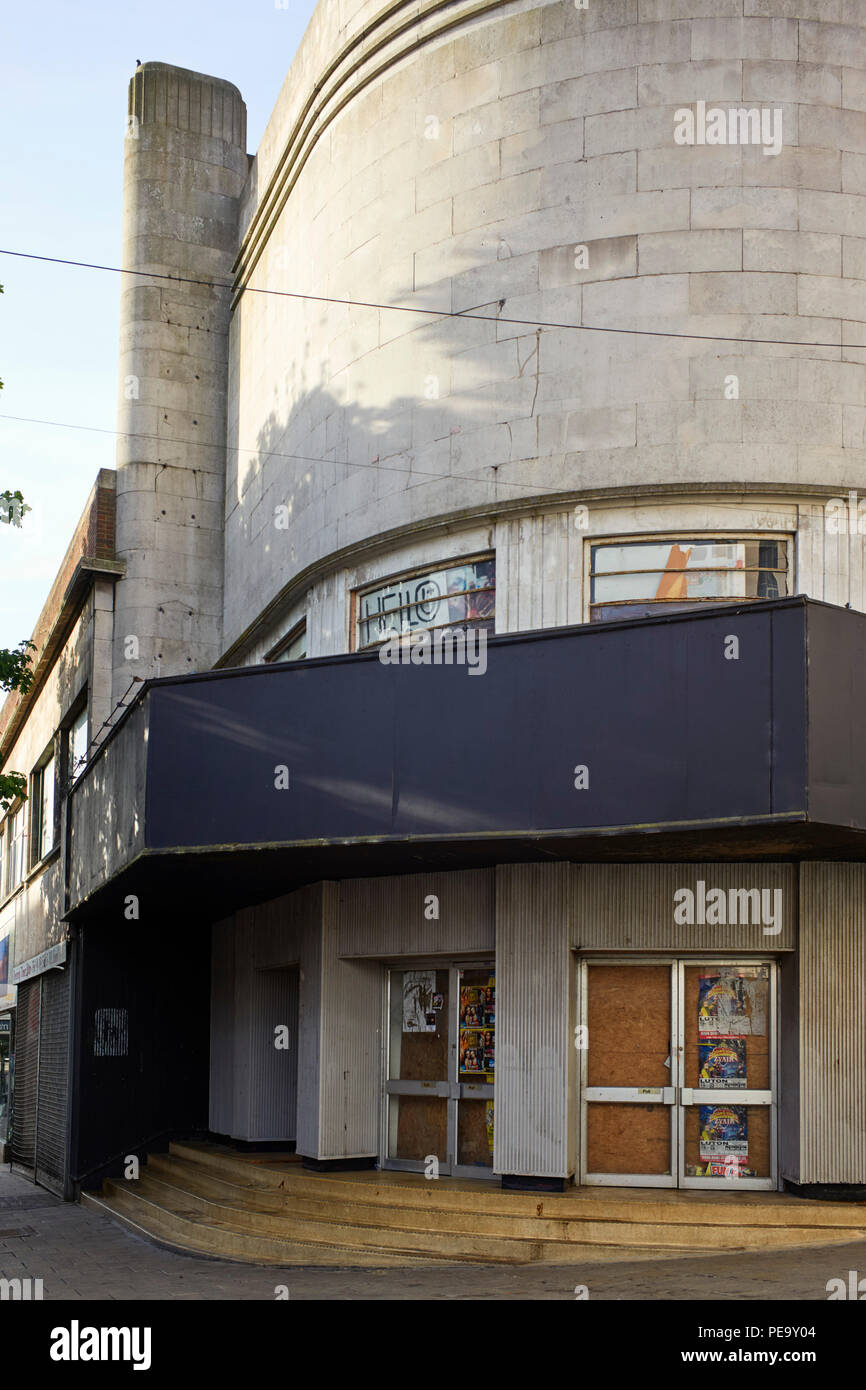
[0,279,37,810]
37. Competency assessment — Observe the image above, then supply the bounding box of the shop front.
[0,1014,12,1153]
[60,600,866,1197]
[580,958,776,1190]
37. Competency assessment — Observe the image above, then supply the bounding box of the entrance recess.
[580,959,776,1190]
[384,963,495,1179]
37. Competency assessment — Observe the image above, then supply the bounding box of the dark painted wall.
[70,905,211,1189]
[145,601,808,851]
[807,603,866,830]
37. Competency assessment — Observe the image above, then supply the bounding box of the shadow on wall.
[223,311,553,643]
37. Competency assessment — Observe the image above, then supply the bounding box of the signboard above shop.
[11,941,67,985]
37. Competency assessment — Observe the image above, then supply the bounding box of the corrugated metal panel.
[575,864,795,951]
[317,884,381,1159]
[233,912,254,1138]
[34,968,70,1195]
[248,967,299,1141]
[494,863,574,1178]
[336,869,494,957]
[777,951,800,1183]
[799,864,866,1184]
[10,979,39,1173]
[296,897,322,1158]
[208,919,234,1134]
[209,886,325,1149]
[10,970,70,1194]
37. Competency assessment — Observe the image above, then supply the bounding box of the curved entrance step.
[80,1141,866,1267]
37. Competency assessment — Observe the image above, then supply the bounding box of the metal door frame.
[381,959,496,1180]
[579,957,679,1188]
[676,958,778,1192]
[578,956,779,1190]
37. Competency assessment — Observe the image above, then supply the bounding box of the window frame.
[2,800,27,900]
[352,551,496,652]
[264,620,307,664]
[65,698,89,788]
[584,533,792,624]
[29,745,57,870]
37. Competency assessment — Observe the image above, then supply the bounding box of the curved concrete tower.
[222,0,866,662]
[113,62,247,704]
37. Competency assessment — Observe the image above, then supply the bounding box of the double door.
[384,963,495,1178]
[580,959,776,1189]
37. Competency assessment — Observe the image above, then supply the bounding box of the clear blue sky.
[0,0,317,651]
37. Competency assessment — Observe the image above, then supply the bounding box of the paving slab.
[1,1163,864,1300]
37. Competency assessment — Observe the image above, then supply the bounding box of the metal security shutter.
[35,969,70,1194]
[10,971,71,1195]
[10,979,39,1173]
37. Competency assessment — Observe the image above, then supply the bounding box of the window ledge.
[25,844,61,885]
[0,881,25,912]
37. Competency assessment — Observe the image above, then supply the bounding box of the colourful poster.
[699,1039,747,1088]
[459,1029,494,1074]
[0,927,13,1012]
[459,977,494,1075]
[485,1100,495,1155]
[699,1105,748,1176]
[698,973,750,1037]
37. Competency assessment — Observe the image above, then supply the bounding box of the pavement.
[1,1162,864,1300]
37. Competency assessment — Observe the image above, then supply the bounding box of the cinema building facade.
[2,0,866,1208]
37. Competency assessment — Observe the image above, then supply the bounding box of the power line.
[74,676,144,776]
[0,411,573,500]
[0,246,858,351]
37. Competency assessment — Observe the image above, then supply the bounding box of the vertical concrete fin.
[114,62,247,703]
[495,863,575,1179]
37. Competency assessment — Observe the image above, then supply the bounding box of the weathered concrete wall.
[114,63,247,701]
[66,696,148,913]
[231,490,866,662]
[0,588,111,970]
[224,0,866,657]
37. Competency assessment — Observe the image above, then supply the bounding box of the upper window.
[3,803,26,897]
[31,754,56,866]
[356,557,495,650]
[68,705,88,783]
[589,539,789,623]
[266,622,306,663]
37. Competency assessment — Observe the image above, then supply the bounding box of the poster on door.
[697,973,765,1037]
[402,970,437,1033]
[459,977,495,1076]
[699,1105,748,1175]
[698,1039,747,1088]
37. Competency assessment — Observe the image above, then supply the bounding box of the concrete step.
[104,1172,543,1261]
[83,1144,866,1268]
[167,1142,866,1236]
[82,1187,469,1268]
[136,1161,705,1253]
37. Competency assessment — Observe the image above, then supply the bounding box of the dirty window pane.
[590,539,788,622]
[357,558,495,648]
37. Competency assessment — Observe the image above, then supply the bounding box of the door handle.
[680,1087,693,1106]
